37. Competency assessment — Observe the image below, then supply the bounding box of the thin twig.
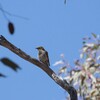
[0,3,29,21]
[0,35,77,100]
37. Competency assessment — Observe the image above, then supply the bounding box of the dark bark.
[0,35,77,100]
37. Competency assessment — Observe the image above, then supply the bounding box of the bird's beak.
[36,47,39,49]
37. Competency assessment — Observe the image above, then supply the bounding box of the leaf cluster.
[54,33,100,99]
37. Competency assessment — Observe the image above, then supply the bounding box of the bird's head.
[36,46,45,51]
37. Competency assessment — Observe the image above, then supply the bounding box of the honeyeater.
[36,46,50,67]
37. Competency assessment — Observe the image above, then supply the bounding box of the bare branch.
[0,35,77,100]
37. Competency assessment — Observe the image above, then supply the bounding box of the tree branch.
[0,35,77,100]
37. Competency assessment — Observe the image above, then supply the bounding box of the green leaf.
[58,66,66,75]
[8,22,15,34]
[0,73,6,78]
[92,33,97,38]
[0,57,21,72]
[83,41,86,44]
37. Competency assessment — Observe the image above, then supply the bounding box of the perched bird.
[36,46,50,67]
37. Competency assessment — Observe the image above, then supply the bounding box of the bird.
[36,46,50,67]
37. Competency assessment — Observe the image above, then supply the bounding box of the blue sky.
[0,0,100,100]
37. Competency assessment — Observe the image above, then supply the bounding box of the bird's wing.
[45,51,50,66]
